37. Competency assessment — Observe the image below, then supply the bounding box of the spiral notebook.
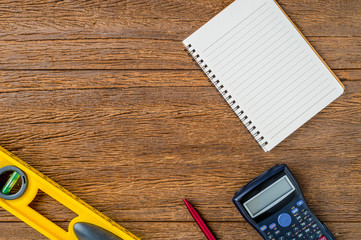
[183,0,344,152]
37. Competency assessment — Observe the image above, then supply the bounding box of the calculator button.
[260,225,267,231]
[312,223,318,228]
[269,223,276,229]
[297,233,303,238]
[307,217,313,222]
[309,235,315,239]
[316,230,322,235]
[286,231,292,237]
[318,236,327,240]
[300,222,306,227]
[295,215,302,221]
[278,237,285,240]
[275,230,281,235]
[293,226,299,232]
[278,213,292,227]
[291,208,299,214]
[290,238,296,240]
[297,200,304,206]
[304,228,311,234]
[303,210,309,216]
[267,234,274,239]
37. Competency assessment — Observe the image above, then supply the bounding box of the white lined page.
[183,0,344,151]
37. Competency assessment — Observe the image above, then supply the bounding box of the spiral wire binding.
[184,44,268,149]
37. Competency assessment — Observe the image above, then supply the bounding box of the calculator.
[232,164,335,240]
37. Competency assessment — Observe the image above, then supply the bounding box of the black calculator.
[232,164,335,240]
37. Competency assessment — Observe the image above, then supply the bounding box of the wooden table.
[0,0,360,239]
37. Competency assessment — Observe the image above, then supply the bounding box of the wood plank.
[334,69,361,82]
[0,221,359,240]
[0,0,359,41]
[0,69,358,93]
[0,37,359,70]
[0,81,358,222]
[0,222,46,240]
[0,0,359,239]
[113,222,361,240]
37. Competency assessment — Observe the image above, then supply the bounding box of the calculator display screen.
[244,176,295,218]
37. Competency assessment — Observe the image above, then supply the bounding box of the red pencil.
[184,199,216,240]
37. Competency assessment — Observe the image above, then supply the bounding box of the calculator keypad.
[264,201,327,240]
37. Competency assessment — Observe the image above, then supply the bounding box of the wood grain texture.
[1,222,361,240]
[0,0,359,40]
[0,0,360,70]
[0,80,359,222]
[0,37,359,70]
[0,69,358,92]
[0,0,359,239]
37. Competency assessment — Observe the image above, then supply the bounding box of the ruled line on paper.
[247,65,319,113]
[184,0,343,150]
[218,26,287,80]
[242,60,315,112]
[231,38,300,97]
[250,59,313,118]
[238,48,302,101]
[210,13,278,66]
[203,2,269,54]
[269,87,336,140]
[206,6,274,60]
[260,77,328,127]
[270,82,331,132]
[264,66,319,104]
[218,25,288,76]
[214,19,280,70]
[244,58,316,109]
[238,55,309,110]
[224,36,295,87]
[233,46,304,97]
[255,70,324,124]
[262,78,329,129]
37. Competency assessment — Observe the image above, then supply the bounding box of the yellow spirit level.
[0,146,140,240]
